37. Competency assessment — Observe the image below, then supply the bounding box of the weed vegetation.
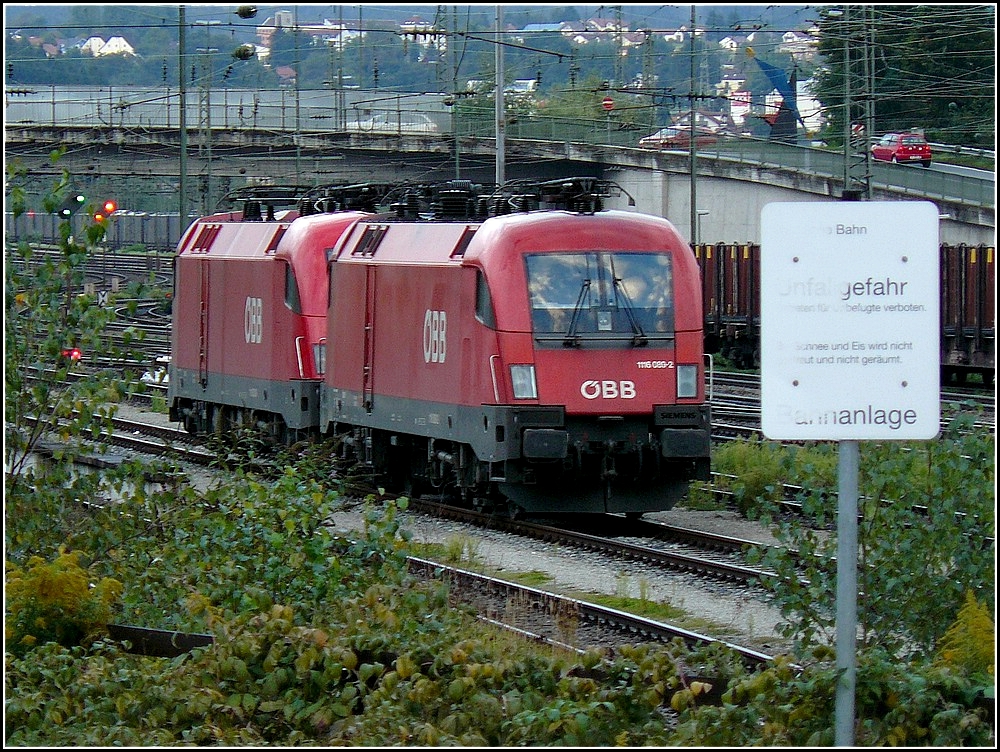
[4,157,995,746]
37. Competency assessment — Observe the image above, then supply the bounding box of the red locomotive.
[170,179,712,517]
[321,179,711,515]
[168,184,386,438]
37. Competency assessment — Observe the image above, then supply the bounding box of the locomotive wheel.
[211,405,227,435]
[507,503,526,520]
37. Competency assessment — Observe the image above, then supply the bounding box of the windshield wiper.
[563,278,591,347]
[613,276,648,347]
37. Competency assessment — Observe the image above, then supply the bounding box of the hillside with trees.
[6,5,993,145]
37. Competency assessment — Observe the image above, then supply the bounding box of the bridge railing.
[470,113,994,208]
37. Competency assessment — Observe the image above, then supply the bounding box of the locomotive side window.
[526,252,673,343]
[475,269,496,328]
[284,262,302,313]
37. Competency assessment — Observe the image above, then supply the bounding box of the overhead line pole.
[294,6,301,184]
[453,5,460,179]
[178,5,187,230]
[495,4,505,186]
[689,5,697,246]
[841,5,851,194]
[840,4,875,200]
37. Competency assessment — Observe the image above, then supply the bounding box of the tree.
[812,4,995,145]
[5,151,146,560]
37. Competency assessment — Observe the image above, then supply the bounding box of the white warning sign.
[760,201,940,441]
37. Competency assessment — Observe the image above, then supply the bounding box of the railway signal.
[94,199,117,223]
[58,193,86,218]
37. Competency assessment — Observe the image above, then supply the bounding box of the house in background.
[78,35,136,57]
[98,36,136,57]
[79,36,106,55]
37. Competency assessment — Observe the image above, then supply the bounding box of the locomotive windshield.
[526,252,673,346]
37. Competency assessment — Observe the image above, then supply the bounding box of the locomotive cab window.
[284,262,302,313]
[526,252,673,345]
[475,269,496,328]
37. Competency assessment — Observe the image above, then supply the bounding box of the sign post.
[602,96,614,140]
[760,200,939,745]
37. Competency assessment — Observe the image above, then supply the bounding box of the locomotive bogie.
[170,374,321,436]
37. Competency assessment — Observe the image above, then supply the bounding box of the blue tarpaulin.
[746,48,801,122]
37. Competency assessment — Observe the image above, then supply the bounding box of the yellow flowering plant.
[5,547,122,657]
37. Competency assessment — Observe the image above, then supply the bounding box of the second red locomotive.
[170,178,712,517]
[169,184,385,439]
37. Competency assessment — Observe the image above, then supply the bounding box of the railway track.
[405,556,774,667]
[106,549,775,676]
[408,497,783,589]
[27,391,992,670]
[38,406,784,664]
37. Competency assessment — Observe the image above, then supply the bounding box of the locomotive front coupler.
[600,441,618,481]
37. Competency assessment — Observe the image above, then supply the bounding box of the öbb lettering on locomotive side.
[168,179,712,517]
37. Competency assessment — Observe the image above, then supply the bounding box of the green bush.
[745,419,994,662]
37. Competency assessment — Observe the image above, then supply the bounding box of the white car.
[352,112,440,134]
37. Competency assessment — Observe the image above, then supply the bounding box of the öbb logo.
[423,309,447,363]
[244,296,263,344]
[580,380,636,399]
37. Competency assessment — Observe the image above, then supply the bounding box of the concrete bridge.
[5,121,994,247]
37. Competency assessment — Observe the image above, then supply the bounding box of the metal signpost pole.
[835,439,859,745]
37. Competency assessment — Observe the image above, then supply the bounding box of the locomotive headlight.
[510,365,538,399]
[676,364,699,399]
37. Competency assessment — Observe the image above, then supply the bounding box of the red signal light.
[94,199,117,223]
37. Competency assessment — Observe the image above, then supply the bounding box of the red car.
[871,132,932,167]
